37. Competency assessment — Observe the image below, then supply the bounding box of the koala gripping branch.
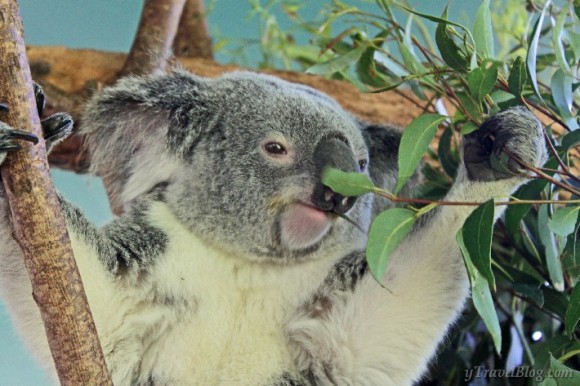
[0,2,112,385]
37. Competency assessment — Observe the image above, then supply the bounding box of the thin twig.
[372,188,580,207]
[503,148,580,196]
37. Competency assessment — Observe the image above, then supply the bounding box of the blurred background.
[1,1,482,384]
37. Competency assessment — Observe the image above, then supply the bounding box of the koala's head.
[83,70,400,263]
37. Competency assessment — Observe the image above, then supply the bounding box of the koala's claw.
[463,107,547,182]
[0,122,40,165]
[34,82,46,117]
[0,82,73,159]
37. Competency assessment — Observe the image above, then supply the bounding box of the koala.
[0,71,546,385]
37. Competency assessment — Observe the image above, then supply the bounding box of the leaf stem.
[372,187,580,207]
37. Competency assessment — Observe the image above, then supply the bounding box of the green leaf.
[539,355,580,385]
[565,283,580,336]
[526,1,551,100]
[551,69,579,131]
[321,168,374,197]
[539,204,565,291]
[467,64,498,103]
[356,46,388,88]
[461,200,496,290]
[562,131,580,151]
[543,286,570,319]
[457,231,502,354]
[569,31,580,62]
[505,179,549,236]
[513,283,544,306]
[438,126,459,178]
[394,114,446,194]
[455,92,483,119]
[489,151,512,175]
[549,207,580,238]
[508,57,527,99]
[366,208,416,280]
[436,15,468,72]
[460,121,479,135]
[306,45,366,75]
[472,0,494,58]
[552,6,571,73]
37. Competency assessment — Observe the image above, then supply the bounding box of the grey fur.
[0,69,547,385]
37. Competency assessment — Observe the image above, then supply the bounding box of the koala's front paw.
[463,107,547,181]
[0,84,73,166]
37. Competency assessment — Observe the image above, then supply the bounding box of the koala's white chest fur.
[80,202,339,385]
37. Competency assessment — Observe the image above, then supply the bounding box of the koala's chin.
[279,203,333,251]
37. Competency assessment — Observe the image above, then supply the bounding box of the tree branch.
[25,46,425,174]
[0,2,111,385]
[173,0,213,59]
[120,0,187,76]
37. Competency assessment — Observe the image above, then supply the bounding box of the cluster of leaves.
[244,0,580,384]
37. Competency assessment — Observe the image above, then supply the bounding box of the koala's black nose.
[311,136,358,215]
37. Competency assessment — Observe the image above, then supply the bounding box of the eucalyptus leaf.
[366,208,416,280]
[460,121,479,135]
[562,130,580,150]
[526,0,551,100]
[513,283,544,307]
[461,200,496,290]
[505,179,548,236]
[539,204,565,291]
[356,46,389,87]
[550,69,579,131]
[552,6,571,73]
[467,64,498,103]
[457,231,502,354]
[539,355,580,385]
[472,0,494,58]
[549,207,580,238]
[306,45,366,75]
[436,20,468,72]
[438,126,459,178]
[321,168,374,197]
[395,114,446,194]
[508,57,527,99]
[565,283,580,336]
[455,92,483,119]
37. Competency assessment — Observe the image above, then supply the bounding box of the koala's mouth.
[278,203,333,251]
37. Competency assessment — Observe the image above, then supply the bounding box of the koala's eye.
[264,142,287,155]
[358,159,368,171]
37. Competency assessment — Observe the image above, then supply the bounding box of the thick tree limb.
[0,2,111,385]
[28,46,424,176]
[173,0,213,59]
[120,0,187,76]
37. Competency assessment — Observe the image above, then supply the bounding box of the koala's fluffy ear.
[82,70,215,211]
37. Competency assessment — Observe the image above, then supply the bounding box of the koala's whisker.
[334,212,364,233]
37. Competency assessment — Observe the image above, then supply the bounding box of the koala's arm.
[0,81,173,382]
[287,108,547,386]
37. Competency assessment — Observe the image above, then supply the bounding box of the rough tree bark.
[0,1,112,385]
[173,0,213,59]
[33,47,425,175]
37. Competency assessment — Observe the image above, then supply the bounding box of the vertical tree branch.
[120,0,187,76]
[0,1,111,384]
[173,0,213,59]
